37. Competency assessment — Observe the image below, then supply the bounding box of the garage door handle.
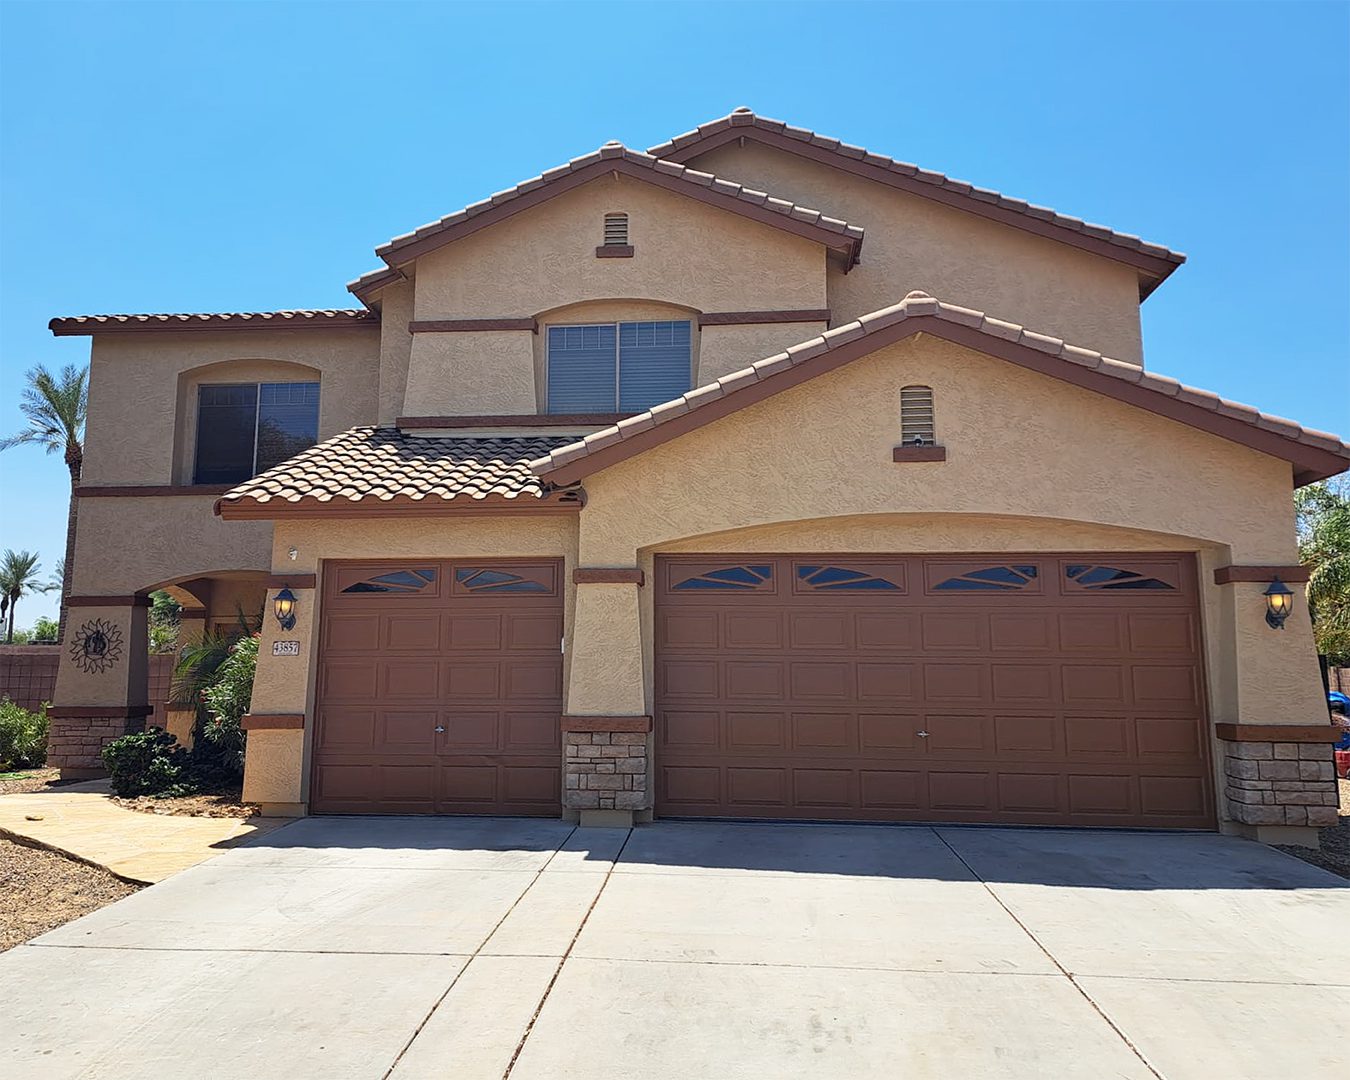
[916,730,930,738]
[434,725,446,734]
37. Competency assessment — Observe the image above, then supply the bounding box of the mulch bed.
[111,788,259,819]
[1275,777,1350,880]
[0,838,140,951]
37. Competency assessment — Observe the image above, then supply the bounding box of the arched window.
[900,385,935,446]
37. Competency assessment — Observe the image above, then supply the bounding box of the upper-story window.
[546,320,691,414]
[194,381,320,484]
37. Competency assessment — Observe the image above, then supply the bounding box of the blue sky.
[1,1,1347,627]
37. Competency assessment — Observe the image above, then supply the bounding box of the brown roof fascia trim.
[48,705,155,719]
[67,594,151,608]
[595,245,635,258]
[50,314,378,336]
[892,445,948,462]
[241,713,306,731]
[573,567,645,585]
[538,316,1349,485]
[1215,723,1341,743]
[265,574,318,590]
[216,495,582,521]
[699,309,831,327]
[397,413,633,429]
[77,484,235,498]
[408,318,537,334]
[376,157,863,267]
[178,607,208,620]
[561,715,652,733]
[660,125,1175,293]
[1213,565,1311,585]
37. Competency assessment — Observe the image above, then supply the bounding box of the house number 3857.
[272,641,301,657]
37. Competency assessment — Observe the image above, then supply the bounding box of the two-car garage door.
[654,554,1213,829]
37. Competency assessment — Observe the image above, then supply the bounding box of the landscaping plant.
[1296,477,1350,665]
[0,698,48,770]
[101,728,194,797]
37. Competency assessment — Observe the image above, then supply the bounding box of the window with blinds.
[546,320,692,413]
[603,213,629,246]
[899,385,936,445]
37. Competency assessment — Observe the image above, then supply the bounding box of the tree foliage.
[1295,477,1350,664]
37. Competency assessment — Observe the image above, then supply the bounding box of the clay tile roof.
[529,290,1350,487]
[49,310,378,336]
[352,144,864,297]
[215,428,582,518]
[648,109,1186,294]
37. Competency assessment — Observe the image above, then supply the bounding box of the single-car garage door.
[312,559,563,815]
[655,554,1213,828]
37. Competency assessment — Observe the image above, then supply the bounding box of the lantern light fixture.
[273,587,298,631]
[1263,577,1294,630]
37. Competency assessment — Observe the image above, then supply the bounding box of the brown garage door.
[655,554,1213,828]
[312,560,563,815]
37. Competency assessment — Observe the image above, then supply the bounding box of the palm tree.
[1,364,88,642]
[0,550,46,644]
[1296,478,1350,664]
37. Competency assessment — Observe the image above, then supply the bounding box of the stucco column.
[49,598,150,778]
[564,571,650,827]
[1214,567,1341,846]
[162,608,207,749]
[240,577,316,816]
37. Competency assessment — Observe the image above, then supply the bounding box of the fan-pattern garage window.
[672,565,774,591]
[900,385,936,446]
[934,565,1039,591]
[454,568,550,593]
[797,565,901,591]
[1065,565,1176,590]
[341,569,437,594]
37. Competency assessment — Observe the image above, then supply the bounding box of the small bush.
[101,728,196,798]
[0,698,48,769]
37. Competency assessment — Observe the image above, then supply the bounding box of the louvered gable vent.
[603,213,628,246]
[900,385,936,445]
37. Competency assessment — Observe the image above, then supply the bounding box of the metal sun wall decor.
[69,618,124,674]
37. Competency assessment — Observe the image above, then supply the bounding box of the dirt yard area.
[1276,777,1350,880]
[111,788,259,819]
[0,768,68,796]
[0,838,140,951]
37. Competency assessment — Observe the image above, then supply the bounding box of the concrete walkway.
[2,818,1347,1079]
[0,781,286,883]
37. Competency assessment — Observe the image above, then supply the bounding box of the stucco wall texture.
[690,140,1148,366]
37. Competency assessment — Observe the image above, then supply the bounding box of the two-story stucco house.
[48,108,1349,845]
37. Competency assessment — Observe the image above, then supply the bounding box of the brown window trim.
[77,484,236,498]
[1215,723,1340,743]
[265,574,317,590]
[573,567,645,585]
[698,309,831,327]
[595,245,634,258]
[67,594,151,607]
[892,445,947,462]
[407,318,537,334]
[561,715,652,733]
[397,413,634,429]
[1212,564,1310,585]
[241,713,306,731]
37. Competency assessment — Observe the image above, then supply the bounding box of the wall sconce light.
[273,588,298,631]
[1263,577,1293,630]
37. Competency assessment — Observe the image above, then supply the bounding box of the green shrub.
[0,698,48,769]
[101,728,196,797]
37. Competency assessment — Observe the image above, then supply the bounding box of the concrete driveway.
[2,819,1346,1080]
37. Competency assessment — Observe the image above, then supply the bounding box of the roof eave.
[214,494,583,521]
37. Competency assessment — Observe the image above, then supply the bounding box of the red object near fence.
[1335,749,1350,780]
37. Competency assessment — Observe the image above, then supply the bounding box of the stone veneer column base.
[48,712,146,776]
[257,802,307,818]
[564,727,650,825]
[1219,821,1322,848]
[1222,740,1340,840]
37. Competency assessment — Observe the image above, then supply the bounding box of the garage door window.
[796,565,902,591]
[672,564,774,591]
[340,568,438,594]
[1065,565,1176,590]
[454,568,551,594]
[934,565,1039,591]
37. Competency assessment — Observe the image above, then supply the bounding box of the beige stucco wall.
[82,327,380,486]
[691,141,1147,365]
[399,175,828,417]
[376,280,415,425]
[54,601,150,708]
[69,496,272,596]
[697,321,828,384]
